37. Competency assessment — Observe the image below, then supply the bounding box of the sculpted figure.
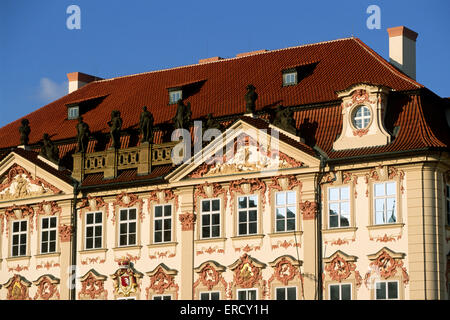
[272,105,297,136]
[205,113,222,131]
[76,116,90,153]
[244,84,258,113]
[108,110,123,149]
[139,106,154,143]
[172,100,192,130]
[19,119,31,145]
[39,133,59,163]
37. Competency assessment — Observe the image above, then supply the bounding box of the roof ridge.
[94,37,356,83]
[351,37,423,89]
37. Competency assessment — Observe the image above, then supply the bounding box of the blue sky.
[1,0,449,128]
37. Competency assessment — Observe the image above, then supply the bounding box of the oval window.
[352,105,371,129]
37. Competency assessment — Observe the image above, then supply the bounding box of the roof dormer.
[333,83,391,151]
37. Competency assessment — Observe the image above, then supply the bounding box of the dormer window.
[169,90,182,104]
[68,105,79,120]
[352,105,371,129]
[282,70,298,86]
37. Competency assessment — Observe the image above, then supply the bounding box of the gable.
[168,119,320,182]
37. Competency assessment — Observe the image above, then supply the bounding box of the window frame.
[374,280,399,300]
[282,70,298,86]
[327,186,351,229]
[328,283,352,300]
[117,207,138,247]
[84,211,104,250]
[274,191,297,233]
[40,216,58,254]
[236,288,258,300]
[11,219,28,257]
[152,294,172,300]
[169,90,183,104]
[199,291,221,300]
[200,198,221,239]
[351,105,372,130]
[275,286,297,300]
[67,105,80,120]
[373,181,398,225]
[153,204,173,244]
[237,194,259,236]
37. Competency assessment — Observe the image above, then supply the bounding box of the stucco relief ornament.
[59,224,73,242]
[229,178,267,213]
[230,254,264,289]
[112,192,144,223]
[146,265,179,299]
[325,255,355,282]
[111,258,139,297]
[364,249,409,287]
[79,270,108,300]
[299,200,318,220]
[33,275,60,300]
[193,182,228,211]
[179,212,196,231]
[3,205,34,235]
[5,274,31,300]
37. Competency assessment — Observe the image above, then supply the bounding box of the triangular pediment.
[168,119,320,182]
[0,150,73,201]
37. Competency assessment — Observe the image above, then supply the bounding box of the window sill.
[322,227,358,234]
[147,242,178,249]
[231,234,265,241]
[367,223,404,231]
[112,245,143,252]
[6,255,31,262]
[195,237,227,244]
[268,231,303,238]
[79,248,108,254]
[35,252,61,259]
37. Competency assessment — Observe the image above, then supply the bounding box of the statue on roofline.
[172,100,192,130]
[76,116,90,153]
[244,84,258,114]
[39,133,59,164]
[272,104,297,136]
[139,106,154,143]
[108,110,122,149]
[19,118,31,146]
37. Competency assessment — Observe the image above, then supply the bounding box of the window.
[329,283,351,300]
[153,295,172,300]
[282,71,297,86]
[169,90,182,104]
[154,204,172,243]
[446,183,450,225]
[11,220,27,257]
[276,287,297,300]
[238,195,258,236]
[118,208,137,247]
[374,182,397,224]
[41,216,57,254]
[85,212,102,250]
[275,191,296,232]
[68,106,79,120]
[201,199,220,239]
[328,186,350,228]
[237,289,257,300]
[375,281,398,300]
[352,105,371,129]
[200,292,220,300]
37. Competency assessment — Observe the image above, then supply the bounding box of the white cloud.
[37,77,67,102]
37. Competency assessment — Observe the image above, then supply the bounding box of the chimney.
[67,72,101,94]
[387,26,418,80]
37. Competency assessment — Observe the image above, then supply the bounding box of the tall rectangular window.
[41,216,57,254]
[237,289,257,300]
[238,195,258,236]
[276,287,297,300]
[329,283,351,300]
[12,220,27,257]
[154,204,172,243]
[328,186,350,228]
[375,281,398,300]
[201,199,220,239]
[374,182,397,224]
[275,191,296,232]
[200,292,220,300]
[118,208,137,247]
[85,212,102,250]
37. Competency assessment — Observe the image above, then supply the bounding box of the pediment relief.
[0,164,61,201]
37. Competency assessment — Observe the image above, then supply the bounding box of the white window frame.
[169,90,182,104]
[40,216,58,254]
[118,208,137,247]
[153,294,172,300]
[153,204,172,244]
[199,291,221,300]
[328,283,352,300]
[374,280,399,300]
[11,219,27,257]
[68,106,79,120]
[200,198,221,239]
[352,105,371,129]
[237,195,258,236]
[373,181,397,225]
[236,288,258,300]
[283,71,297,86]
[328,186,350,228]
[85,211,103,250]
[275,191,297,232]
[275,286,297,300]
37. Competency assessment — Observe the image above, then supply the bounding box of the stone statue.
[272,105,297,136]
[108,110,123,149]
[39,133,59,163]
[244,84,258,113]
[19,119,31,145]
[205,113,222,131]
[139,106,154,143]
[76,116,90,153]
[172,100,192,130]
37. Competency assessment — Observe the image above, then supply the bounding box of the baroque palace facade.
[0,26,449,300]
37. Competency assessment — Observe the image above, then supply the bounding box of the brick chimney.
[67,72,101,93]
[387,26,418,80]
